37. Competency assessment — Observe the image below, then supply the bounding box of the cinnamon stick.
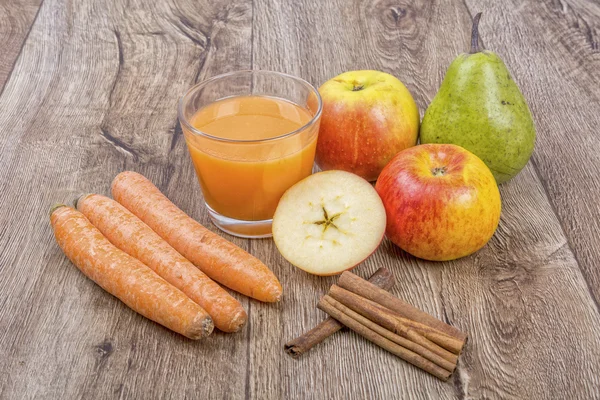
[329,285,458,364]
[338,271,468,342]
[331,284,464,354]
[317,296,452,381]
[323,295,456,373]
[395,316,464,355]
[284,268,395,358]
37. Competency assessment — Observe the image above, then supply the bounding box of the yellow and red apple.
[316,70,420,181]
[375,144,501,261]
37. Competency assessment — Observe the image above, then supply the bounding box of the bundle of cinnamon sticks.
[285,268,467,381]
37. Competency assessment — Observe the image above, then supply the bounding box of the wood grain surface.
[1,0,599,399]
[0,0,42,92]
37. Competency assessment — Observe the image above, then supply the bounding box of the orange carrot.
[76,194,247,332]
[50,205,213,339]
[111,171,283,302]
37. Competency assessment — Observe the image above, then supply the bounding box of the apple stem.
[470,12,483,54]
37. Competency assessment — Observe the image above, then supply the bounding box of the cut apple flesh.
[272,170,386,276]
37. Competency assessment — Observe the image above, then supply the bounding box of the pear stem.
[470,12,482,54]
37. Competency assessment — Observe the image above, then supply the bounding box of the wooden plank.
[460,0,600,308]
[251,0,464,398]
[0,0,253,398]
[0,0,43,92]
[252,0,600,399]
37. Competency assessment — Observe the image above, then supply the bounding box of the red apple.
[375,144,501,261]
[316,70,420,181]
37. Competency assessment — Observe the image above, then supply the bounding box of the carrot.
[76,194,247,332]
[111,171,283,303]
[50,205,213,339]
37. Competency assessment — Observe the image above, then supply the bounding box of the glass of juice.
[178,70,322,238]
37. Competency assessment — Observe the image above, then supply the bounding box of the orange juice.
[184,95,318,222]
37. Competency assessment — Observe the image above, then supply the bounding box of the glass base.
[206,204,273,238]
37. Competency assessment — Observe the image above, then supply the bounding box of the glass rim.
[177,70,323,144]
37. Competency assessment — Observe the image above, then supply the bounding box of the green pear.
[420,13,535,184]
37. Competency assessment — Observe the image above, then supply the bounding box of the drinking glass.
[178,70,322,238]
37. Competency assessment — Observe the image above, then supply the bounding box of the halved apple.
[272,170,386,276]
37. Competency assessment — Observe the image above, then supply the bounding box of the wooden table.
[1,0,600,398]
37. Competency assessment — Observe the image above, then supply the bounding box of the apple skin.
[375,144,501,261]
[316,70,420,182]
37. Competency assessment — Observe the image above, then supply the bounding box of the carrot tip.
[271,286,283,302]
[264,292,282,303]
[226,309,248,333]
[201,316,215,338]
[73,193,92,210]
[49,203,67,218]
